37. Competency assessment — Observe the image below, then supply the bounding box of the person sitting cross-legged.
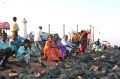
[16,39,31,68]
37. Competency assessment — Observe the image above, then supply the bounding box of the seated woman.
[27,36,42,66]
[44,34,62,62]
[54,34,66,61]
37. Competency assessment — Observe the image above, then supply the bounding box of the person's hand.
[23,53,27,55]
[5,47,12,52]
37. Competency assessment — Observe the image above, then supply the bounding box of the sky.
[0,0,120,46]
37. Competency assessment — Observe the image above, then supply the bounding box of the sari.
[56,39,66,59]
[44,40,62,62]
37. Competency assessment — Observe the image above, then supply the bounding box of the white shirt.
[34,29,42,41]
[61,39,73,52]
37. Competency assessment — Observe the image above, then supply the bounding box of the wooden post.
[77,25,78,32]
[63,24,65,36]
[48,24,50,34]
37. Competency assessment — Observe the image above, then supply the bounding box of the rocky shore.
[0,49,120,79]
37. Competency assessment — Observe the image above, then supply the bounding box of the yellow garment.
[10,22,19,32]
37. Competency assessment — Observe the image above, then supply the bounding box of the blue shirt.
[0,40,9,49]
[17,46,31,61]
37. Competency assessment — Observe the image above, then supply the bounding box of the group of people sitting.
[0,30,41,70]
[0,28,91,71]
[43,29,91,62]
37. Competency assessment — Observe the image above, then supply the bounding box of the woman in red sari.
[44,34,62,62]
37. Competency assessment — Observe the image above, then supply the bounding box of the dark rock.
[0,73,5,79]
[89,72,96,79]
[73,70,84,76]
[53,69,61,75]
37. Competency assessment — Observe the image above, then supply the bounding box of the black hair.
[13,17,17,22]
[1,30,7,35]
[39,26,42,29]
[81,30,84,33]
[23,39,31,44]
[47,34,53,39]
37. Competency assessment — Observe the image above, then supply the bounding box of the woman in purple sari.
[54,34,66,60]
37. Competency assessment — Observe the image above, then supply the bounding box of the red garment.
[44,41,62,62]
[80,31,88,53]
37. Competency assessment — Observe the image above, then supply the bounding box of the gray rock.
[27,67,36,74]
[18,73,28,79]
[23,75,39,79]
[100,76,115,79]
[59,74,68,79]
[19,68,28,73]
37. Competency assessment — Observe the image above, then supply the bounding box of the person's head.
[27,36,34,43]
[1,30,7,41]
[87,29,91,33]
[63,35,68,40]
[13,17,17,22]
[39,26,42,30]
[54,33,59,40]
[23,39,31,48]
[47,34,53,41]
[12,33,18,40]
[81,30,84,33]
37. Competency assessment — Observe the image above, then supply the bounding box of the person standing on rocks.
[79,30,90,53]
[54,33,66,61]
[10,17,19,36]
[34,26,43,53]
[87,30,91,50]
[96,39,100,51]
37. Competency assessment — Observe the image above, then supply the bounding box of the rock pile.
[1,49,120,79]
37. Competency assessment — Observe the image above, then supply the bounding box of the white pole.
[21,18,27,38]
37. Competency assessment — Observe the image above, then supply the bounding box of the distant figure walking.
[34,26,43,52]
[10,17,19,36]
[96,39,100,50]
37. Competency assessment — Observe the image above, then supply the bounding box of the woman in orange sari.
[44,34,62,62]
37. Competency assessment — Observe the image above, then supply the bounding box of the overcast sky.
[0,0,120,46]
